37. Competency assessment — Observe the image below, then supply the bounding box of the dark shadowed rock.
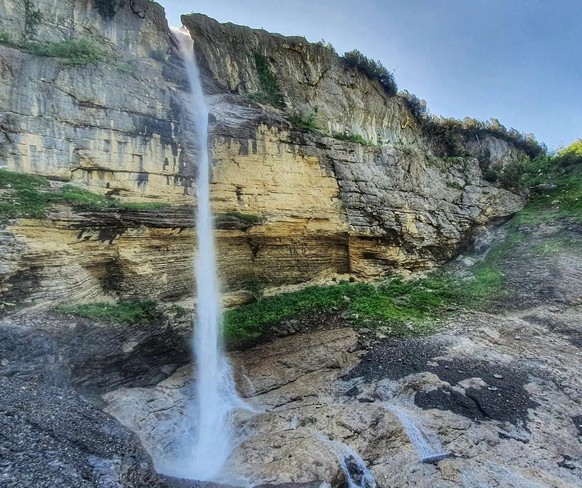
[0,376,163,488]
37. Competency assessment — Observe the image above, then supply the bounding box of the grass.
[118,201,170,211]
[286,112,320,132]
[446,181,465,191]
[0,170,51,218]
[223,212,262,224]
[0,170,169,220]
[0,33,107,66]
[56,301,160,325]
[222,225,525,349]
[284,114,374,146]
[511,146,582,225]
[0,30,17,48]
[27,39,107,65]
[332,132,374,145]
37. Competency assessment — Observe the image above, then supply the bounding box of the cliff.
[0,2,527,308]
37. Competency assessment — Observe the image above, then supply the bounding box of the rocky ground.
[1,220,581,487]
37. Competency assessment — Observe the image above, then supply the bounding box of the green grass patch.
[332,132,374,145]
[223,212,262,224]
[0,170,170,220]
[511,148,582,225]
[56,301,160,325]
[116,201,170,211]
[26,39,107,65]
[446,181,465,191]
[224,274,466,349]
[223,226,526,349]
[0,30,18,48]
[0,169,51,219]
[0,34,107,66]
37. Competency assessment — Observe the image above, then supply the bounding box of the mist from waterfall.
[168,27,239,481]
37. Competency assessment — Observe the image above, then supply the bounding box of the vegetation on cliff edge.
[0,170,168,220]
[400,91,546,159]
[0,32,107,66]
[511,140,582,224]
[343,49,398,97]
[56,301,160,325]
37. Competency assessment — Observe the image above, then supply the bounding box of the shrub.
[554,139,582,167]
[314,39,336,53]
[343,49,397,96]
[497,160,527,191]
[224,212,262,224]
[400,90,428,120]
[0,31,12,46]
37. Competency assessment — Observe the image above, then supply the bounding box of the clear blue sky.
[159,0,581,150]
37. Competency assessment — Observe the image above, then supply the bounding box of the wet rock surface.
[0,310,196,487]
[346,337,538,424]
[2,211,581,488]
[102,221,582,487]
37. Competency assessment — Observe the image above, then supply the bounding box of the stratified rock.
[1,2,529,308]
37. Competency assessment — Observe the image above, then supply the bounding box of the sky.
[159,0,581,150]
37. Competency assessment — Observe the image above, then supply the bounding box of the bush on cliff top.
[342,49,398,97]
[399,91,546,159]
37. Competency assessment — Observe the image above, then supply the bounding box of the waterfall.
[169,27,239,481]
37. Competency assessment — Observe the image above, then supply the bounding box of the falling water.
[387,405,449,463]
[170,27,239,481]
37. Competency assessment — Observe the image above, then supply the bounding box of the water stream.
[386,405,450,463]
[316,433,377,488]
[168,27,241,481]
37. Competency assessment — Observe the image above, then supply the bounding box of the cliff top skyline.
[161,0,581,151]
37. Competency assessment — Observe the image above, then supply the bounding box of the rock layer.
[1,2,527,307]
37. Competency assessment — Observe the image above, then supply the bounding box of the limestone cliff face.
[0,0,192,200]
[185,14,418,147]
[0,4,527,308]
[184,13,526,279]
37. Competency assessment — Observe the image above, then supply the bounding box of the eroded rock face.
[102,306,582,488]
[0,0,193,200]
[1,3,528,307]
[101,223,582,487]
